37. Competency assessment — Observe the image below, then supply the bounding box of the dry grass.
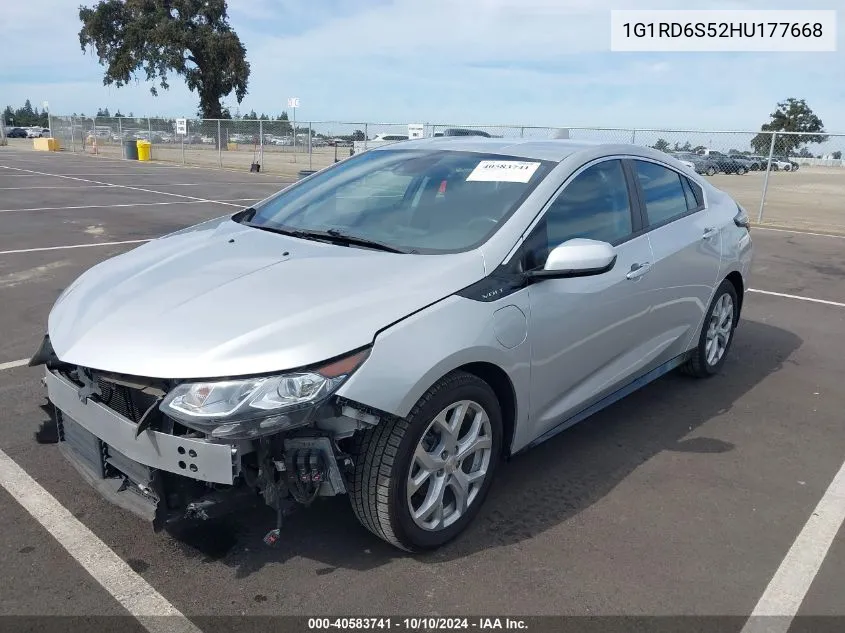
[710,167,845,233]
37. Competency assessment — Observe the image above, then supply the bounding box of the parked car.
[6,127,28,138]
[772,156,799,171]
[33,139,752,552]
[675,152,720,176]
[669,152,698,170]
[726,157,753,175]
[695,150,749,175]
[736,155,798,172]
[442,127,493,137]
[729,154,765,171]
[371,134,409,142]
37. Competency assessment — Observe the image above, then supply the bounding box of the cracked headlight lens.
[159,349,369,438]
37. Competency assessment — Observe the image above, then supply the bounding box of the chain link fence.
[24,117,845,233]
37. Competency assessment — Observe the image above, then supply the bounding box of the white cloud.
[2,0,843,135]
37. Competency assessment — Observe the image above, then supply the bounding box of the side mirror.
[525,238,617,280]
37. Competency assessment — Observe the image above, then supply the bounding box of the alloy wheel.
[407,400,493,531]
[705,293,734,366]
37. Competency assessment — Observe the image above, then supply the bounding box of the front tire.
[682,280,739,378]
[349,371,503,551]
[706,166,717,176]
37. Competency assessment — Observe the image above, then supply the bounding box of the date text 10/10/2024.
[308,617,528,630]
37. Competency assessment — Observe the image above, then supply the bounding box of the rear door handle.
[626,262,652,280]
[702,227,718,240]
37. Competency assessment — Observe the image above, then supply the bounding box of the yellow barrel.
[136,140,152,161]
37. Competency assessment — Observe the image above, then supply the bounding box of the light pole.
[43,101,52,138]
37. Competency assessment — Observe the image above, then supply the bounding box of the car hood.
[48,217,487,378]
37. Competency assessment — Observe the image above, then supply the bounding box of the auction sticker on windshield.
[466,160,541,183]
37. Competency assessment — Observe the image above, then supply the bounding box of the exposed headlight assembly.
[159,349,369,440]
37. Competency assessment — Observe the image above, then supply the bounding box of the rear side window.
[634,160,694,226]
[680,176,703,210]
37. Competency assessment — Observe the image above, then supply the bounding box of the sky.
[2,0,844,136]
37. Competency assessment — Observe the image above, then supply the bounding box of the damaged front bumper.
[43,365,358,533]
[45,368,244,526]
[32,331,380,538]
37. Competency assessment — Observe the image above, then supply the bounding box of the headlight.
[159,349,369,439]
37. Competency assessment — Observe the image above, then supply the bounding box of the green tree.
[652,138,670,152]
[78,0,250,119]
[832,151,842,160]
[351,129,365,141]
[273,112,292,134]
[96,107,110,117]
[672,141,693,152]
[2,105,13,125]
[751,98,828,156]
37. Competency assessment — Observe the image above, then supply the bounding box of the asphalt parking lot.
[0,148,843,632]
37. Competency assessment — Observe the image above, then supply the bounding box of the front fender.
[335,294,531,443]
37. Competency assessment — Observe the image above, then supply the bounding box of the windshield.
[243,149,554,253]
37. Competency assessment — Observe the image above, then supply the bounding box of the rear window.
[247,149,555,253]
[634,160,692,226]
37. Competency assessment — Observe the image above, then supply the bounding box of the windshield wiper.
[323,228,409,254]
[243,223,408,253]
[243,223,331,243]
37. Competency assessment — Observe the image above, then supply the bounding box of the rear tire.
[681,280,739,378]
[348,371,503,551]
[706,166,717,176]
[736,166,747,175]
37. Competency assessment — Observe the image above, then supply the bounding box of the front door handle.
[626,262,652,280]
[702,227,719,240]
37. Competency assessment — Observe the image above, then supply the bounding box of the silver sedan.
[34,137,753,551]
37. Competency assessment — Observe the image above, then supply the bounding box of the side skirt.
[516,352,691,455]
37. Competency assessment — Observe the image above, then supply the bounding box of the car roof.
[369,136,677,163]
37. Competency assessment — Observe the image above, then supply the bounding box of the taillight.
[734,204,750,230]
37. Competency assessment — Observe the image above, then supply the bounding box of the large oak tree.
[751,98,828,156]
[78,0,250,119]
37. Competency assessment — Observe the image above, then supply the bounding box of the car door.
[523,158,657,441]
[629,158,722,364]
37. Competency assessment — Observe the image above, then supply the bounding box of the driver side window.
[523,159,633,270]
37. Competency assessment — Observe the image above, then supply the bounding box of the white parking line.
[0,358,29,371]
[0,449,203,633]
[0,198,258,214]
[740,459,845,633]
[748,289,845,308]
[754,227,845,240]
[0,174,55,178]
[0,185,119,190]
[0,183,269,190]
[0,239,152,255]
[0,166,244,208]
[0,200,211,213]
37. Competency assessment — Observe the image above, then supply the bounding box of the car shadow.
[160,318,801,576]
